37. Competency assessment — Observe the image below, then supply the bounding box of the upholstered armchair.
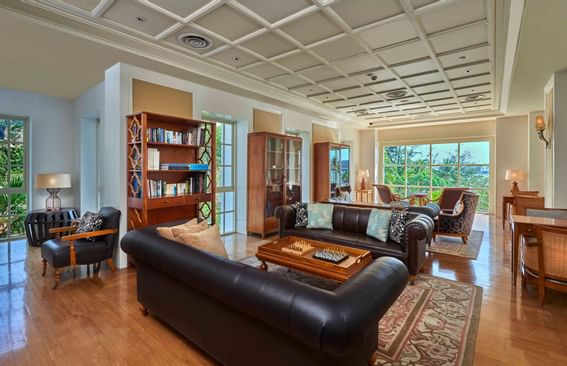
[374,184,415,205]
[432,187,470,213]
[41,207,121,289]
[434,191,479,244]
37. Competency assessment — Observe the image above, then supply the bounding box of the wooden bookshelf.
[126,111,216,230]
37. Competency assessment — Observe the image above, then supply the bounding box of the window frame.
[379,137,495,214]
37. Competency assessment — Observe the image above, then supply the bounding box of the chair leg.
[409,275,417,285]
[106,259,116,272]
[41,259,47,276]
[87,264,90,276]
[139,303,149,316]
[94,262,101,273]
[53,269,61,290]
[461,235,468,244]
[368,350,378,366]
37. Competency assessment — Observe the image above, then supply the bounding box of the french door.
[0,116,28,240]
[215,120,236,235]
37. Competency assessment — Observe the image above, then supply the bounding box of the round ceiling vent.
[178,33,214,50]
[384,90,407,99]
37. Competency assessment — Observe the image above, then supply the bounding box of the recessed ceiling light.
[458,56,467,61]
[471,89,475,92]
[232,56,240,63]
[135,16,146,22]
[177,33,214,50]
[465,69,472,73]
[384,90,408,99]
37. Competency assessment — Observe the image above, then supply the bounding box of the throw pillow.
[157,218,198,240]
[366,209,392,242]
[171,219,209,237]
[295,202,308,228]
[178,225,228,258]
[76,211,104,234]
[389,209,410,245]
[307,203,334,230]
[453,199,464,215]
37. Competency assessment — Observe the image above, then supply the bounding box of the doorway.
[80,117,101,213]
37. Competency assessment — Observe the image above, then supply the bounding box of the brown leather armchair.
[432,187,470,213]
[41,207,121,289]
[434,191,479,244]
[374,184,409,204]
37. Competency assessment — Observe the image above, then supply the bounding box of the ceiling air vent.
[463,94,484,101]
[384,90,407,99]
[178,33,214,50]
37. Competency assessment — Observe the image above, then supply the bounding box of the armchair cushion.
[389,210,410,245]
[76,211,104,235]
[41,239,108,268]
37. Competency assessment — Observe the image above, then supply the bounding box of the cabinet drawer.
[148,196,186,209]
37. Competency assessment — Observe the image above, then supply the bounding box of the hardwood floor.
[1,215,567,365]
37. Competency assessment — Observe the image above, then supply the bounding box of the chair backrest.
[512,190,539,197]
[375,184,396,204]
[530,225,567,281]
[512,196,545,215]
[452,191,479,234]
[438,187,470,211]
[526,208,567,220]
[98,207,121,251]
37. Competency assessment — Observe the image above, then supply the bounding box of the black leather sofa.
[121,224,408,366]
[275,204,434,282]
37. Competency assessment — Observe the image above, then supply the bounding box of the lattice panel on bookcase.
[128,172,142,198]
[198,123,214,194]
[128,208,144,230]
[198,201,212,223]
[128,115,142,143]
[128,144,142,170]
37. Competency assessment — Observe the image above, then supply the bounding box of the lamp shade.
[535,115,545,131]
[35,174,72,189]
[358,169,370,178]
[505,169,525,181]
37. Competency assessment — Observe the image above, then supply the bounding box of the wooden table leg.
[512,224,521,286]
[260,261,268,271]
[502,202,507,230]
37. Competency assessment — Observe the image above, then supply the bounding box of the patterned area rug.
[427,230,484,259]
[240,257,482,366]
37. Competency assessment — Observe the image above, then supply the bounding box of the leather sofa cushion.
[41,239,108,268]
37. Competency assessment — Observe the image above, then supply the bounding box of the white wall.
[0,88,77,210]
[528,110,545,192]
[547,70,567,207]
[495,115,529,217]
[359,129,379,187]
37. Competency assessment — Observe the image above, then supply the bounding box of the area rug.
[240,257,482,366]
[427,230,484,259]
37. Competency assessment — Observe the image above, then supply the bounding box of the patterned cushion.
[389,209,409,244]
[453,199,463,215]
[307,203,334,230]
[366,208,392,242]
[295,202,308,228]
[76,211,104,235]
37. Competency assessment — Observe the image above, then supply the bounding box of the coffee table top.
[256,236,372,282]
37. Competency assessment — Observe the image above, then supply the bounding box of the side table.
[356,189,374,203]
[24,208,79,247]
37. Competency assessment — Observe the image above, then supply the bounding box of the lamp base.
[45,188,62,211]
[510,181,519,193]
[360,177,366,190]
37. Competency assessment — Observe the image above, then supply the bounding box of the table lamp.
[358,169,370,190]
[35,173,72,211]
[504,169,524,193]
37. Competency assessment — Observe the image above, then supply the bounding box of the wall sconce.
[535,115,549,148]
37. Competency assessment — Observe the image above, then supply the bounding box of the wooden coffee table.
[256,236,372,282]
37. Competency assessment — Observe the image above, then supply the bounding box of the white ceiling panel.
[280,11,342,45]
[147,0,210,19]
[195,4,262,41]
[237,0,313,23]
[331,0,402,29]
[418,0,486,34]
[17,0,501,125]
[358,18,417,50]
[103,0,177,37]
[241,32,295,58]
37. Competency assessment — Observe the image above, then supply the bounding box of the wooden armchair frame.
[44,227,118,288]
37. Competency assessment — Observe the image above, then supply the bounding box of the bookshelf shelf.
[126,111,216,230]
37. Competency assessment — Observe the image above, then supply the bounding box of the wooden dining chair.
[508,195,545,232]
[521,225,567,306]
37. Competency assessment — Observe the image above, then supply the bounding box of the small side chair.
[41,207,121,289]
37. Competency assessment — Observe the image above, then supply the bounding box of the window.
[382,140,491,212]
[0,116,27,239]
[213,117,235,235]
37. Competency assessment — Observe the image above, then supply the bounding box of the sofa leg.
[368,350,378,365]
[419,266,425,273]
[107,259,117,272]
[53,269,61,289]
[139,303,149,316]
[409,275,417,285]
[259,261,268,271]
[41,259,47,276]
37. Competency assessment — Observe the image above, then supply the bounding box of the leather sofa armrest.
[275,204,295,237]
[403,214,434,278]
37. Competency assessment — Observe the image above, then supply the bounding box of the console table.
[24,208,79,247]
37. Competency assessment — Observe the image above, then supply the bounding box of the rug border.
[426,230,484,260]
[461,284,483,366]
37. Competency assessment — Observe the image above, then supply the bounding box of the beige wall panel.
[253,109,282,133]
[378,120,496,143]
[132,79,193,118]
[312,123,339,143]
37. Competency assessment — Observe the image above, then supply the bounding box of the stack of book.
[148,148,160,170]
[148,175,207,198]
[147,126,206,145]
[159,163,209,171]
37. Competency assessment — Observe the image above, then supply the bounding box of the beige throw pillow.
[171,219,209,238]
[156,218,198,240]
[178,225,228,258]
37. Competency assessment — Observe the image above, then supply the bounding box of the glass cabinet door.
[265,137,284,218]
[329,146,341,194]
[286,139,302,205]
[340,146,350,187]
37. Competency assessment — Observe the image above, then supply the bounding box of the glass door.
[0,116,27,240]
[285,139,301,205]
[340,145,350,188]
[265,136,284,218]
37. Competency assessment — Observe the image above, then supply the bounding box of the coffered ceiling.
[10,0,510,126]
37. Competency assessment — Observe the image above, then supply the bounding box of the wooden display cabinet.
[126,111,216,230]
[313,142,351,202]
[247,132,302,238]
